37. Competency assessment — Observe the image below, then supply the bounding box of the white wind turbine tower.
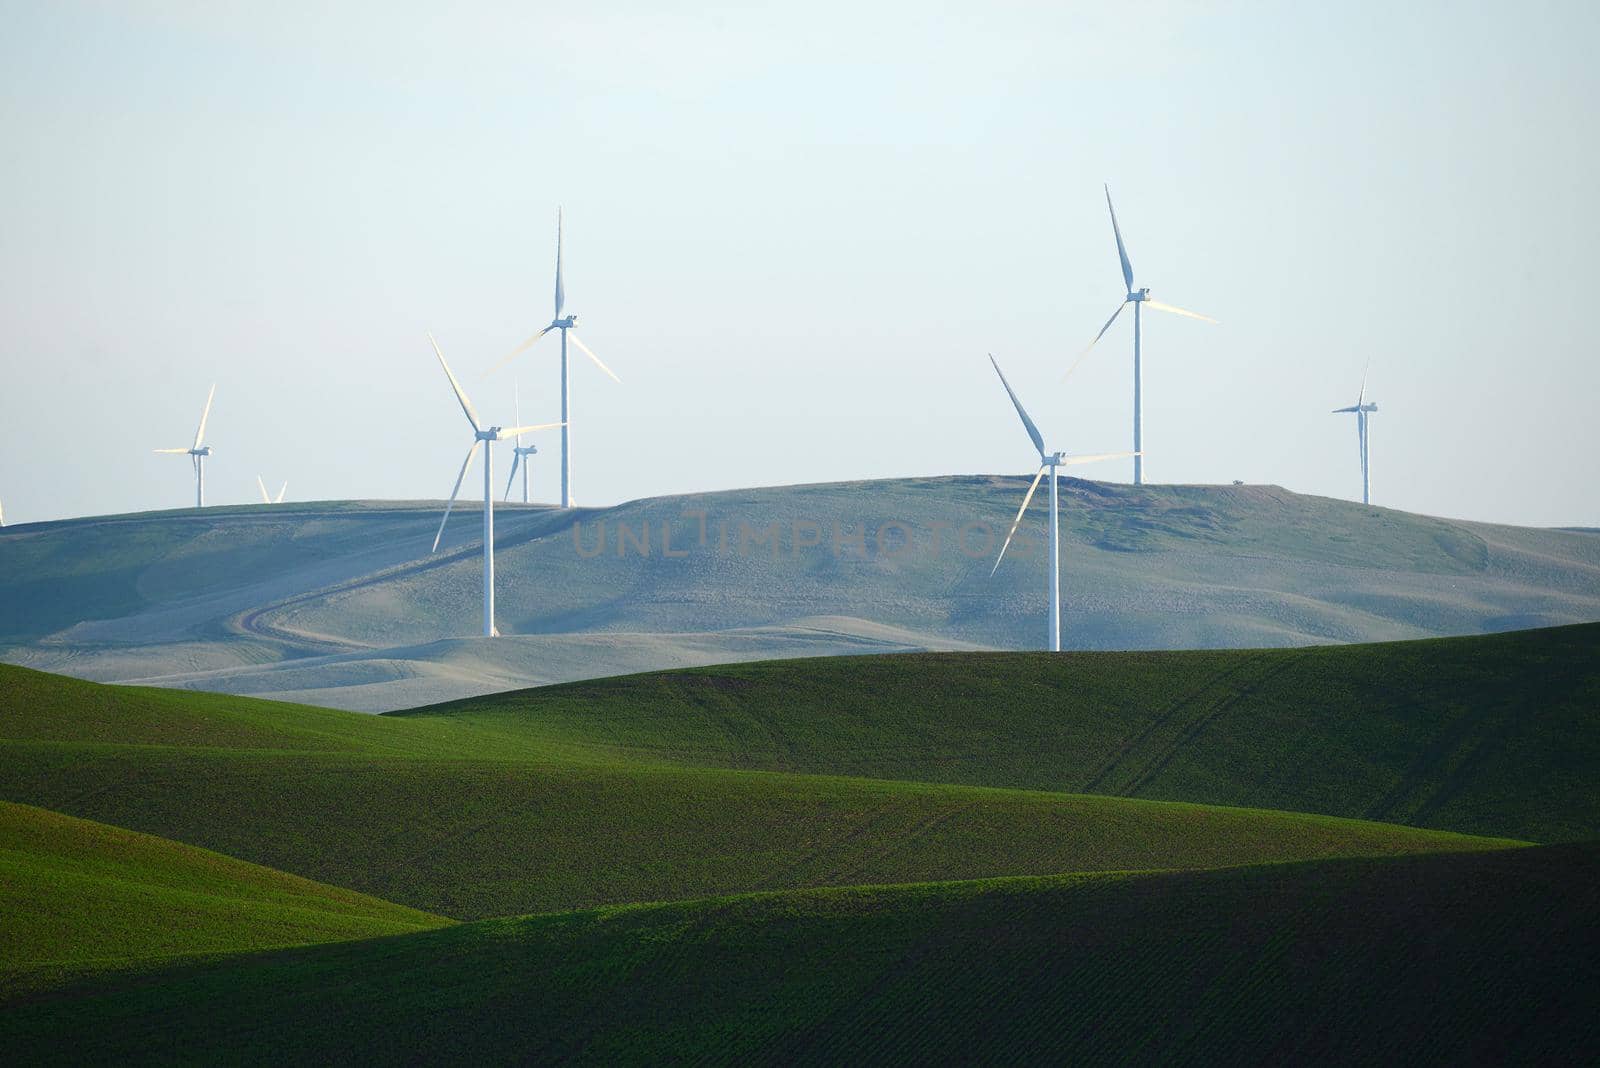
[989,355,1136,651]
[504,379,539,503]
[153,384,216,508]
[1077,185,1217,485]
[256,476,288,505]
[490,208,621,508]
[428,333,563,638]
[1332,362,1379,505]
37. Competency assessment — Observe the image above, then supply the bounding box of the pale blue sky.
[1,0,1596,526]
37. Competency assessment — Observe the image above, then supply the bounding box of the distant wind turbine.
[488,208,620,508]
[1075,185,1216,486]
[428,333,563,638]
[989,355,1136,651]
[1332,362,1379,505]
[256,476,288,505]
[504,379,540,503]
[153,384,216,508]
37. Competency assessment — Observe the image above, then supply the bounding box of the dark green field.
[2,623,1596,1062]
[5,845,1595,1065]
[405,622,1600,842]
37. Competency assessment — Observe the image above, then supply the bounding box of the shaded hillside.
[7,845,1594,1065]
[3,477,1598,709]
[405,623,1600,843]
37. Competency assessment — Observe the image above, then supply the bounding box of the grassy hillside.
[7,844,1594,1065]
[5,478,1598,709]
[0,662,1517,918]
[404,623,1600,843]
[0,801,447,996]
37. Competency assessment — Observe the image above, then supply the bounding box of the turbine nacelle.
[190,446,214,457]
[551,315,577,330]
[1127,287,1151,302]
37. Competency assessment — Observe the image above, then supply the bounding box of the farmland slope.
[0,663,1518,918]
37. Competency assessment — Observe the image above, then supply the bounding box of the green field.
[5,628,1570,919]
[6,844,1594,1065]
[2,623,1595,1060]
[0,658,1514,918]
[0,801,447,996]
[404,622,1600,842]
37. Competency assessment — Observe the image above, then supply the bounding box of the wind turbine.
[428,333,563,638]
[1332,363,1379,505]
[989,355,1136,651]
[1077,185,1216,486]
[154,384,216,508]
[504,379,539,503]
[489,208,620,508]
[256,476,288,505]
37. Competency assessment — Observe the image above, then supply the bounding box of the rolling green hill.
[4,478,1598,709]
[0,801,447,996]
[402,622,1600,843]
[0,660,1520,918]
[2,624,1591,1061]
[6,844,1594,1065]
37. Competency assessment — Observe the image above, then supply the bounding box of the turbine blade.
[192,383,216,449]
[989,355,1046,459]
[1062,302,1127,381]
[991,465,1048,576]
[1358,357,1371,407]
[485,326,555,377]
[257,475,270,504]
[276,481,287,503]
[568,333,621,382]
[429,332,482,431]
[154,448,189,454]
[554,207,565,319]
[1144,299,1217,324]
[1061,451,1139,466]
[497,422,565,438]
[431,441,482,553]
[1105,184,1135,292]
[504,452,521,501]
[1331,405,1359,413]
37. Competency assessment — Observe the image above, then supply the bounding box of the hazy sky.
[2,0,1597,528]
